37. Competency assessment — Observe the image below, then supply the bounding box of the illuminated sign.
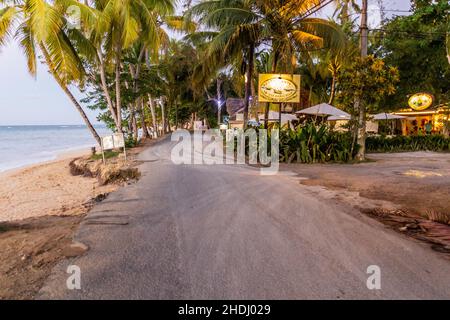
[258,74,301,103]
[408,93,433,111]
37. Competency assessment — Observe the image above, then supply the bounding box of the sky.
[0,0,412,126]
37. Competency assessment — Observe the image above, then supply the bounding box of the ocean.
[0,125,112,172]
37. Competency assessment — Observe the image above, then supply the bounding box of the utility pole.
[217,78,223,127]
[360,0,368,58]
[355,0,369,161]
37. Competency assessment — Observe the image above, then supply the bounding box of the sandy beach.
[0,149,117,222]
[0,149,118,299]
[0,139,150,299]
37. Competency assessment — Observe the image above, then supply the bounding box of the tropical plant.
[279,123,356,163]
[59,0,175,134]
[187,0,345,128]
[366,135,450,153]
[374,0,450,109]
[336,55,400,159]
[0,0,101,144]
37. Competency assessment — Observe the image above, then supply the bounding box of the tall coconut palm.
[187,0,260,127]
[59,0,175,133]
[188,0,344,128]
[333,0,361,25]
[0,0,101,144]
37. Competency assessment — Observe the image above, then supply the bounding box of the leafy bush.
[125,136,138,148]
[91,150,120,161]
[366,135,450,153]
[279,123,356,163]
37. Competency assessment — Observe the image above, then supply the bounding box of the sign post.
[100,133,126,164]
[258,74,301,104]
[258,74,301,128]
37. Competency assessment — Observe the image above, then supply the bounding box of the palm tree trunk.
[355,0,369,161]
[128,103,138,141]
[251,78,257,118]
[115,49,123,133]
[328,74,337,105]
[161,100,166,134]
[356,99,366,161]
[140,97,150,138]
[97,49,119,128]
[39,43,101,146]
[216,78,223,127]
[265,50,280,129]
[243,44,254,129]
[148,94,158,137]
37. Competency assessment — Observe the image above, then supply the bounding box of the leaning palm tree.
[57,0,175,133]
[0,0,101,144]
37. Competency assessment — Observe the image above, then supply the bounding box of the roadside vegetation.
[367,135,450,153]
[0,0,448,158]
[279,124,355,163]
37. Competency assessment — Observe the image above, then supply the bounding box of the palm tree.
[61,0,175,133]
[187,0,260,128]
[333,0,361,25]
[188,0,344,128]
[0,0,101,144]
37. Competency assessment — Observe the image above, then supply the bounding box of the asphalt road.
[39,136,450,299]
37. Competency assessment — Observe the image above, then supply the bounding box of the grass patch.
[91,150,120,161]
[423,210,450,225]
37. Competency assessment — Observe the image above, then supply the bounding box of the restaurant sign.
[258,74,301,103]
[408,93,433,111]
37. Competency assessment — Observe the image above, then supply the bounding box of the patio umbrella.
[296,103,351,118]
[372,113,406,120]
[328,115,351,121]
[251,111,297,128]
[328,113,406,121]
[258,111,297,122]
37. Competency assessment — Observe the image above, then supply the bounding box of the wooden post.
[100,138,106,165]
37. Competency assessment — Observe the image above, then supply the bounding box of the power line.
[299,0,335,20]
[371,28,447,37]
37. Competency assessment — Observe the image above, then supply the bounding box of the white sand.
[0,151,117,222]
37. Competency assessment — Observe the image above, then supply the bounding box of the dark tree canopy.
[375,0,450,109]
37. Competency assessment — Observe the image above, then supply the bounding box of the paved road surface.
[39,137,450,299]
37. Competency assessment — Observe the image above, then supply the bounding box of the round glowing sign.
[408,93,433,111]
[260,77,298,102]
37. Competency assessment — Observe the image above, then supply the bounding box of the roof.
[226,98,245,116]
[296,103,351,118]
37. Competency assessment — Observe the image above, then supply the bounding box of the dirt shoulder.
[281,151,450,255]
[0,138,155,300]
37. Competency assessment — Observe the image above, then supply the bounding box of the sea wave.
[0,125,111,173]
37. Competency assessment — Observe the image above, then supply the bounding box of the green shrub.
[366,135,450,153]
[125,136,138,148]
[91,150,120,161]
[279,123,356,163]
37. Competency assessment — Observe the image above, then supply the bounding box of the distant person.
[425,121,432,135]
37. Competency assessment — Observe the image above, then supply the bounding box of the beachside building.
[393,93,450,136]
[394,106,450,136]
